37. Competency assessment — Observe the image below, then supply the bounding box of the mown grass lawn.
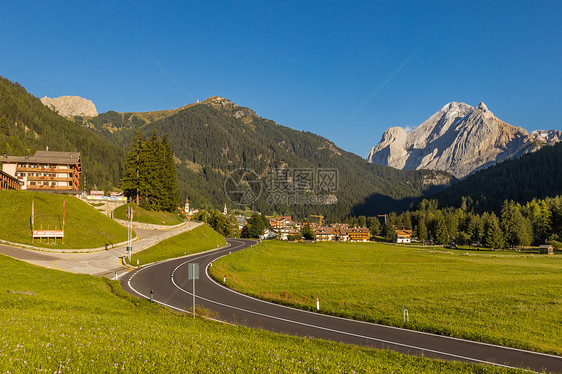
[0,255,522,373]
[114,203,184,225]
[127,224,226,266]
[209,240,562,355]
[0,190,128,249]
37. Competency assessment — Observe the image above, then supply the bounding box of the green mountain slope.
[0,76,125,190]
[85,97,453,220]
[429,142,562,213]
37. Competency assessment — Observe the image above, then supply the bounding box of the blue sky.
[1,1,561,157]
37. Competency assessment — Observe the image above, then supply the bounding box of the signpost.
[127,206,134,262]
[31,199,65,243]
[187,263,199,318]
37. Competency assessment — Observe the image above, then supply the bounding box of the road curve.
[121,239,562,373]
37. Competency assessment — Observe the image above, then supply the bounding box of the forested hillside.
[0,76,125,190]
[85,97,453,220]
[428,142,562,213]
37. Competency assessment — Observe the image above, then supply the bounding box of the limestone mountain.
[41,95,98,118]
[367,102,560,178]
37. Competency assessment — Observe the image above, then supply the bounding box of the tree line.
[121,130,179,212]
[348,196,562,249]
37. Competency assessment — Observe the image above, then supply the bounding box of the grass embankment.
[210,241,562,355]
[0,190,128,249]
[114,203,184,226]
[126,224,226,266]
[0,255,523,373]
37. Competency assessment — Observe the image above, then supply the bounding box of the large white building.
[1,151,81,191]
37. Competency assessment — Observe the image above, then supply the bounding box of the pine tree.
[417,218,428,242]
[434,215,449,245]
[121,130,144,204]
[160,134,179,211]
[300,223,316,240]
[484,213,504,249]
[501,200,533,248]
[367,217,381,236]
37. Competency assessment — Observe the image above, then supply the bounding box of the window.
[29,181,36,186]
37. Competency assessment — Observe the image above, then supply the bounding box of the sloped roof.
[2,151,80,165]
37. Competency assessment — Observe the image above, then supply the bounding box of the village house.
[314,226,337,242]
[1,151,81,191]
[270,216,297,240]
[347,227,371,242]
[395,229,412,244]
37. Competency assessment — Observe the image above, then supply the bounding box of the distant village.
[0,149,412,244]
[182,199,412,244]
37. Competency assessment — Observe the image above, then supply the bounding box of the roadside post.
[188,263,200,318]
[316,298,320,311]
[150,290,154,303]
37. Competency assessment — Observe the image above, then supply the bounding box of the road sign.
[188,263,199,318]
[188,263,199,280]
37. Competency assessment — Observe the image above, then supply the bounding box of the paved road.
[122,238,562,373]
[0,221,202,278]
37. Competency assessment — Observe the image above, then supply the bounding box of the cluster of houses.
[269,216,372,242]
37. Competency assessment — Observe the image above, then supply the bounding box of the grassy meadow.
[209,241,562,355]
[0,190,128,249]
[114,203,184,225]
[0,255,524,373]
[126,224,226,266]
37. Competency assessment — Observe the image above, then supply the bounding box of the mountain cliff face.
[367,102,560,178]
[41,96,98,117]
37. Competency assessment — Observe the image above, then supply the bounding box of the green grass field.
[209,241,562,355]
[0,190,128,249]
[126,224,226,266]
[0,255,523,373]
[114,203,184,225]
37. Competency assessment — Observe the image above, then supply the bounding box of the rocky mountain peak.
[41,95,98,118]
[367,102,560,178]
[476,102,488,111]
[201,96,256,119]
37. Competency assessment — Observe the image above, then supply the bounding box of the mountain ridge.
[367,102,561,178]
[78,95,453,220]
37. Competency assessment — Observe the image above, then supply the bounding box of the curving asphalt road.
[121,238,562,373]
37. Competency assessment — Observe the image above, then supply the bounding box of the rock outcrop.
[367,102,560,178]
[41,96,98,118]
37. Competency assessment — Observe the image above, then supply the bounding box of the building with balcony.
[1,151,81,191]
[0,170,23,190]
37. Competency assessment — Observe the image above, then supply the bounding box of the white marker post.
[316,298,320,311]
[223,275,226,284]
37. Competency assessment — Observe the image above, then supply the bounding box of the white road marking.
[126,239,556,372]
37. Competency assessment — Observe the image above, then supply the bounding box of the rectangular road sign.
[188,263,199,280]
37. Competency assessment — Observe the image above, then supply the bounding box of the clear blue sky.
[1,1,561,157]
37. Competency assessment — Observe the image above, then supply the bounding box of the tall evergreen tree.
[121,130,145,204]
[417,217,428,242]
[434,215,449,245]
[160,134,180,211]
[121,130,179,212]
[483,213,504,249]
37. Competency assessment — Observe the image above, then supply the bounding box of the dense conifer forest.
[429,142,562,213]
[84,98,452,220]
